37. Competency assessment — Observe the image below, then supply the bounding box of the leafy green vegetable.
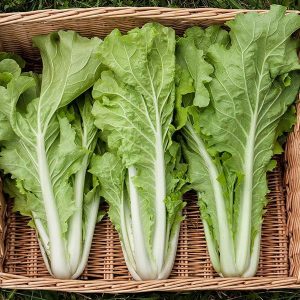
[0,53,25,141]
[0,31,102,279]
[90,23,186,280]
[176,5,300,277]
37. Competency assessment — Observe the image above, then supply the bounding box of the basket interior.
[3,157,288,279]
[0,14,290,280]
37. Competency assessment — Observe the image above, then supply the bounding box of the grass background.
[0,0,299,299]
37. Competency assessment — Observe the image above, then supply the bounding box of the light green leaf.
[92,23,186,280]
[177,5,300,277]
[0,52,25,69]
[90,152,125,237]
[0,31,102,279]
[0,54,26,142]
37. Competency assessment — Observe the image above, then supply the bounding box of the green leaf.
[0,52,25,69]
[90,152,125,236]
[178,5,300,277]
[0,31,102,279]
[92,23,186,280]
[0,54,26,142]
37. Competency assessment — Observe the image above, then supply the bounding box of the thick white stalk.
[119,195,138,279]
[68,154,89,274]
[242,230,261,277]
[128,166,155,280]
[158,220,180,279]
[38,239,53,277]
[122,246,142,281]
[121,200,141,280]
[72,197,100,279]
[36,133,70,279]
[235,117,257,274]
[120,193,136,270]
[185,123,237,276]
[33,214,50,256]
[202,218,221,274]
[148,73,167,275]
[153,122,166,275]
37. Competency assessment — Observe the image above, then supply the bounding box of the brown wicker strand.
[0,179,6,272]
[0,7,298,26]
[285,97,300,281]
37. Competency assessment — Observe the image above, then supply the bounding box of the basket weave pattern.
[0,7,299,292]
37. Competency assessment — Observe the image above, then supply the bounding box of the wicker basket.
[0,7,299,293]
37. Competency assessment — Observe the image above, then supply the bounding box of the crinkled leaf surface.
[177,6,300,276]
[0,54,25,141]
[0,31,102,279]
[91,23,186,280]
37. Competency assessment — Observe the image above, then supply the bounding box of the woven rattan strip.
[0,180,6,273]
[0,8,267,25]
[3,157,288,280]
[0,275,299,292]
[286,99,300,280]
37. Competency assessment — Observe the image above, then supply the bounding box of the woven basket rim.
[1,273,300,292]
[0,7,270,16]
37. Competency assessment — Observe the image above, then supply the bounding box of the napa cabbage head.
[176,5,300,277]
[0,31,103,279]
[90,22,187,280]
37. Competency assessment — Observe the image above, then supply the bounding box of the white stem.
[202,218,221,274]
[38,238,53,277]
[235,116,257,274]
[153,121,166,275]
[185,123,237,276]
[68,154,89,274]
[125,197,135,260]
[36,132,70,279]
[121,244,142,281]
[242,230,261,277]
[158,220,180,279]
[128,166,155,280]
[148,72,167,275]
[120,192,136,270]
[120,200,141,280]
[72,196,100,279]
[33,213,50,256]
